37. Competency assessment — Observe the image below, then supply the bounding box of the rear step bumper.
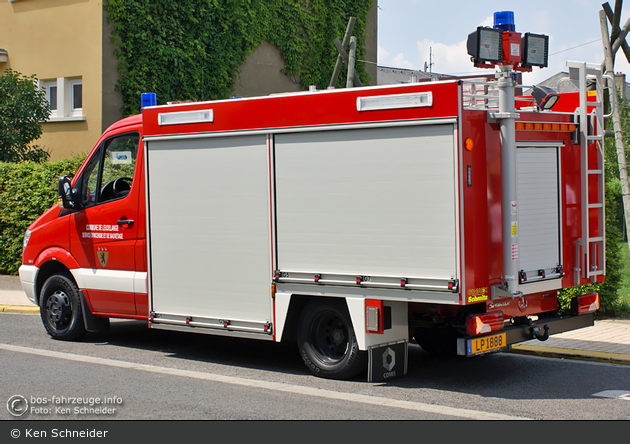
[456,312,594,356]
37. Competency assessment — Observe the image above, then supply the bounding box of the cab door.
[69,131,142,315]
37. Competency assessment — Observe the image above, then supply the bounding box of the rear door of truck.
[515,142,563,293]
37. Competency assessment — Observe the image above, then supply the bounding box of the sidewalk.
[1,274,629,365]
[511,318,630,365]
[0,274,39,314]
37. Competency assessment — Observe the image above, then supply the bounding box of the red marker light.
[466,312,504,336]
[574,293,600,315]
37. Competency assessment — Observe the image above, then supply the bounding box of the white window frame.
[42,80,58,119]
[40,77,85,122]
[69,78,83,117]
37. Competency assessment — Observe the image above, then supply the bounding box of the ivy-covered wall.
[104,0,374,117]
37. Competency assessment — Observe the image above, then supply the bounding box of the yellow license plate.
[467,333,507,355]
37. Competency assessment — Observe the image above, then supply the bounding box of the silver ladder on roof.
[567,61,606,284]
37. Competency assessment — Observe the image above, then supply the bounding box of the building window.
[41,77,84,121]
[50,86,58,110]
[70,79,82,117]
[43,81,58,118]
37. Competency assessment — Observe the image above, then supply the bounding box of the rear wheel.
[39,273,86,341]
[297,299,366,379]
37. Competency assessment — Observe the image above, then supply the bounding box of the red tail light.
[575,292,600,315]
[467,312,504,336]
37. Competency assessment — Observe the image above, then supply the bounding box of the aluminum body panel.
[274,124,459,280]
[146,135,272,324]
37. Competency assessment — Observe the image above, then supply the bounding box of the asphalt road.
[1,312,629,421]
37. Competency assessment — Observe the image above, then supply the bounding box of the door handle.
[117,218,134,227]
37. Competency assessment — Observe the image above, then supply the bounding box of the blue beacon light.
[141,92,157,110]
[493,11,515,31]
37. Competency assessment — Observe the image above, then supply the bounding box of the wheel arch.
[35,262,73,306]
[276,294,350,345]
[276,294,407,351]
[293,295,367,379]
[33,248,81,305]
[35,267,80,308]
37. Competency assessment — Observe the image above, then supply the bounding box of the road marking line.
[0,343,528,420]
[592,390,630,400]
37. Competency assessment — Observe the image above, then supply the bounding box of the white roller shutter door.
[516,146,561,275]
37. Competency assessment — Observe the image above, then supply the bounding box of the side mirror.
[57,176,77,210]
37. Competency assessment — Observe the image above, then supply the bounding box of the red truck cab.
[20,114,147,339]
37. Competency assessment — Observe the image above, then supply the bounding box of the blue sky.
[376,0,630,86]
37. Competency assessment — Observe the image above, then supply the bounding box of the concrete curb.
[0,305,39,314]
[510,344,630,366]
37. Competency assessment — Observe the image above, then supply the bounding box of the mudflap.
[80,291,110,333]
[367,340,408,382]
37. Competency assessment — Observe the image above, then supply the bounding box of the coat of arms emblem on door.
[97,247,109,267]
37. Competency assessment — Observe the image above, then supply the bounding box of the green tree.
[0,69,51,163]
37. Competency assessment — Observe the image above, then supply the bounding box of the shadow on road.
[72,318,624,400]
[80,319,308,376]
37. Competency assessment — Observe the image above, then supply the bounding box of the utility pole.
[330,17,362,88]
[330,17,356,88]
[346,37,357,89]
[600,3,630,252]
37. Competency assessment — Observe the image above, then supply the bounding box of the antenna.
[424,47,434,73]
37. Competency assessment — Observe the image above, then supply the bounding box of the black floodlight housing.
[532,85,559,110]
[522,33,549,68]
[467,27,504,64]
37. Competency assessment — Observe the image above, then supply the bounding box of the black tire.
[297,299,366,380]
[39,273,86,341]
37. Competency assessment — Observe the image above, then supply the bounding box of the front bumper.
[456,312,595,356]
[18,265,38,305]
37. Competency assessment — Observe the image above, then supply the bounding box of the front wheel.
[39,273,86,341]
[297,300,366,379]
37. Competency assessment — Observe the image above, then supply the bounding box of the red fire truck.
[19,25,606,380]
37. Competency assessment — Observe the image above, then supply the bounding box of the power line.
[376,39,603,75]
[549,39,600,56]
